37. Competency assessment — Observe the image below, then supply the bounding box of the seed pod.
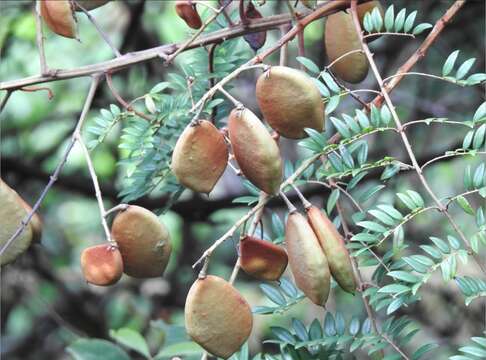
[81,244,123,286]
[358,1,384,42]
[111,205,172,278]
[307,206,356,294]
[74,0,111,11]
[175,1,202,29]
[0,180,34,266]
[40,0,77,39]
[256,66,325,139]
[228,107,282,195]
[325,10,368,83]
[185,275,253,359]
[172,120,228,194]
[240,235,288,281]
[285,211,330,306]
[243,2,266,51]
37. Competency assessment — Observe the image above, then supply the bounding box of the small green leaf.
[456,196,475,215]
[327,189,340,214]
[330,117,351,138]
[110,328,151,358]
[442,50,460,77]
[384,5,394,32]
[326,95,340,115]
[473,124,486,149]
[403,10,417,33]
[66,339,130,360]
[394,8,406,32]
[412,23,432,35]
[473,102,486,123]
[456,58,476,80]
[296,56,320,74]
[260,284,287,305]
[371,7,383,32]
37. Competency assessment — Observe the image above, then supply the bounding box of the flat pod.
[240,235,288,281]
[325,10,369,83]
[111,205,171,278]
[307,206,356,294]
[40,0,77,39]
[81,244,123,286]
[175,1,202,29]
[75,0,111,11]
[185,275,253,359]
[228,107,282,195]
[172,120,228,194]
[285,211,330,306]
[0,180,34,266]
[256,66,325,139]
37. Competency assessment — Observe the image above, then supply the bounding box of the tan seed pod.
[40,0,77,39]
[185,275,253,359]
[325,10,368,83]
[285,211,330,306]
[111,205,172,278]
[74,0,111,11]
[81,244,123,286]
[0,180,34,266]
[228,107,282,195]
[175,0,203,29]
[307,206,357,294]
[240,235,288,281]
[256,66,325,139]
[172,120,228,194]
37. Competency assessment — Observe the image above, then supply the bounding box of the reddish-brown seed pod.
[228,107,282,195]
[256,66,325,139]
[243,2,266,51]
[80,244,123,286]
[0,180,34,266]
[285,211,331,306]
[185,275,253,359]
[240,235,288,281]
[175,1,202,29]
[74,0,111,11]
[172,120,228,194]
[325,10,368,83]
[111,205,172,278]
[306,206,357,294]
[40,0,77,39]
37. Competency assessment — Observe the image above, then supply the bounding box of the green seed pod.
[0,180,34,266]
[172,120,228,194]
[228,107,283,195]
[81,244,123,286]
[111,205,172,278]
[185,275,253,359]
[256,66,325,139]
[307,206,357,294]
[240,235,288,281]
[40,0,77,39]
[325,10,368,83]
[285,211,331,306]
[75,0,111,11]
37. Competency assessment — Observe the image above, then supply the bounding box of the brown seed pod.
[285,211,330,306]
[0,180,34,266]
[243,2,266,51]
[111,205,172,278]
[74,0,111,11]
[325,10,368,83]
[185,275,253,359]
[358,1,384,42]
[240,235,288,281]
[40,0,77,39]
[306,206,357,294]
[175,0,202,30]
[228,107,282,195]
[80,244,123,286]
[172,120,228,194]
[256,66,325,139]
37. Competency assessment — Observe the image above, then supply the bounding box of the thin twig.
[218,86,241,106]
[0,75,102,257]
[74,1,122,58]
[0,90,13,113]
[20,86,54,100]
[363,32,415,40]
[34,0,49,76]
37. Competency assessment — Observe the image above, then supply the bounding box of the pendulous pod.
[256,66,325,139]
[240,235,288,281]
[75,0,111,11]
[285,211,331,306]
[324,10,368,83]
[172,120,228,194]
[185,275,253,359]
[175,0,202,29]
[0,180,35,266]
[40,0,77,39]
[228,107,282,195]
[111,205,172,278]
[81,244,123,286]
[307,206,357,294]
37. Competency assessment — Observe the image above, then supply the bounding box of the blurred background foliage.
[1,0,485,359]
